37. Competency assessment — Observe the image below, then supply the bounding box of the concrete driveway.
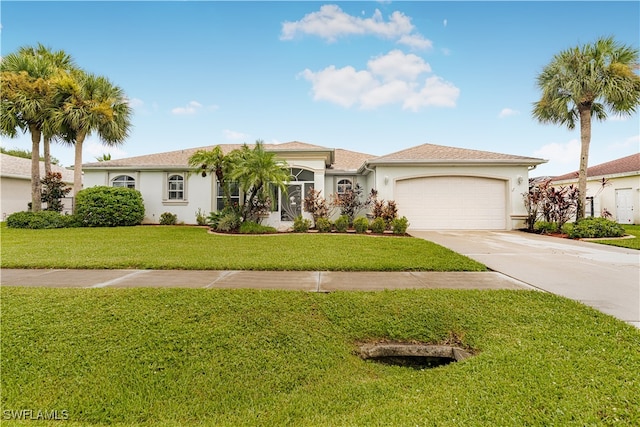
[412,230,640,328]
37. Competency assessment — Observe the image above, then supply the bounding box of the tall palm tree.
[52,71,132,196]
[188,146,235,206]
[0,44,74,211]
[533,36,640,219]
[230,141,290,221]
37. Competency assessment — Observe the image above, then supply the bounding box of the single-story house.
[551,153,640,224]
[82,141,546,230]
[0,153,74,219]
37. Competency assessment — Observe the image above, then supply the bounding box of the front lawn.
[591,224,640,250]
[2,287,638,426]
[0,224,485,271]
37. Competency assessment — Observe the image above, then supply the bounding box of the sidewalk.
[0,269,531,292]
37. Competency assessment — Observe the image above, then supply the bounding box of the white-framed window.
[167,174,185,200]
[111,175,136,189]
[337,178,353,194]
[216,181,240,211]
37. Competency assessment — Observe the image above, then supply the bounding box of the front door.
[281,184,302,221]
[615,188,633,224]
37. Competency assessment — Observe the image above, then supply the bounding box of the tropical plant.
[195,208,208,226]
[188,146,236,208]
[40,172,71,212]
[230,141,290,223]
[0,44,76,211]
[532,36,640,219]
[95,153,112,162]
[238,221,277,234]
[51,70,132,196]
[331,184,374,225]
[303,189,331,225]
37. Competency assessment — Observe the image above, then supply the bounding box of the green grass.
[591,224,640,250]
[2,287,639,426]
[0,225,485,271]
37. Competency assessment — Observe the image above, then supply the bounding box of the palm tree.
[188,146,235,207]
[230,141,290,221]
[0,44,74,211]
[533,36,640,219]
[51,70,132,196]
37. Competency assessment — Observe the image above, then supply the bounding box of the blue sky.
[1,1,638,177]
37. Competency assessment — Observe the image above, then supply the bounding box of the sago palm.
[532,36,640,219]
[52,71,132,196]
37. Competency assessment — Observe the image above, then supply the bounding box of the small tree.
[40,172,71,212]
[303,189,331,226]
[330,184,373,225]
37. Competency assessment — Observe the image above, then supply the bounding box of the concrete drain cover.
[359,342,473,369]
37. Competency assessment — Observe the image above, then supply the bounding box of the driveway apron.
[412,230,640,327]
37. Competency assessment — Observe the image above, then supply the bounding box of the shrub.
[238,221,277,234]
[6,211,76,229]
[293,215,312,233]
[567,217,626,239]
[314,217,333,233]
[353,217,369,234]
[370,217,387,234]
[159,212,178,225]
[216,211,241,233]
[75,186,145,227]
[304,189,331,224]
[41,172,71,212]
[391,216,409,235]
[334,215,349,233]
[195,208,208,226]
[534,221,558,234]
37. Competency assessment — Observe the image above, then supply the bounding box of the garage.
[395,176,507,230]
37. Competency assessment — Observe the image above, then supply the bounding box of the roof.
[552,153,640,181]
[332,149,376,172]
[0,153,74,182]
[364,143,545,168]
[82,141,338,169]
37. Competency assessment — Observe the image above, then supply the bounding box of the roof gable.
[368,143,545,164]
[552,153,640,181]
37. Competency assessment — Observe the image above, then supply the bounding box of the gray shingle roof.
[0,153,74,182]
[552,153,640,181]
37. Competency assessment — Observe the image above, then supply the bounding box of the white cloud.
[281,5,431,49]
[498,108,520,119]
[223,129,249,140]
[127,98,145,108]
[443,19,448,27]
[608,134,640,149]
[171,101,203,115]
[534,139,580,165]
[299,50,458,111]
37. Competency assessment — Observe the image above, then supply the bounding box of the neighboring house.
[82,141,545,230]
[0,153,75,219]
[551,153,640,224]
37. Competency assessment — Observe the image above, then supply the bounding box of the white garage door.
[396,176,507,230]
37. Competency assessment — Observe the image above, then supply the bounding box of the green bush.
[159,212,178,225]
[391,216,409,235]
[370,217,387,234]
[293,215,312,233]
[534,221,558,234]
[216,212,241,233]
[195,208,208,226]
[568,217,626,239]
[334,215,349,233]
[314,217,333,233]
[353,217,369,234]
[75,186,145,227]
[238,221,277,234]
[6,211,77,229]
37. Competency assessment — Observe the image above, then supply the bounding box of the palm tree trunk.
[73,132,86,197]
[44,135,52,175]
[577,105,592,220]
[29,124,42,212]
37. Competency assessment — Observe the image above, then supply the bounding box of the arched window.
[111,175,135,189]
[337,178,353,194]
[168,174,184,200]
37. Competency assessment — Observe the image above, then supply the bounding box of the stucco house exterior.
[82,141,546,230]
[0,153,74,220]
[551,153,640,224]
